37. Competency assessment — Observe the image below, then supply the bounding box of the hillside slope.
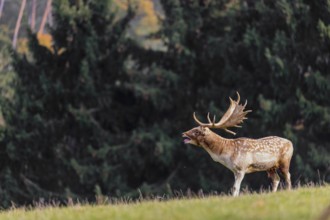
[1,185,329,220]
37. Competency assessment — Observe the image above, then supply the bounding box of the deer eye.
[194,130,200,136]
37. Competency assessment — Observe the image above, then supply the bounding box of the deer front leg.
[232,171,245,196]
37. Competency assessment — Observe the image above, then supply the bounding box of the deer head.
[182,92,251,146]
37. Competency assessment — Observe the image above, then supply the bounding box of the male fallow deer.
[182,92,293,196]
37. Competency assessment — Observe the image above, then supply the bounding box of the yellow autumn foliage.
[17,33,67,55]
[114,0,159,35]
[137,0,159,34]
[16,33,53,54]
[37,33,53,50]
[16,38,29,54]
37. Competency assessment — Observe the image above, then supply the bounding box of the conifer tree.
[154,0,330,186]
[1,0,329,207]
[0,0,141,206]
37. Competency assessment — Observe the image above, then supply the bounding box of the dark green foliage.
[220,0,330,183]
[0,0,329,208]
[153,0,330,186]
[0,0,151,206]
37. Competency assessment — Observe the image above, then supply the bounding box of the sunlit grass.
[0,185,329,220]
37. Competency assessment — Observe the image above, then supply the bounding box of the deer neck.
[199,131,231,156]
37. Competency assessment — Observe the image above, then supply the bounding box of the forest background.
[0,0,329,208]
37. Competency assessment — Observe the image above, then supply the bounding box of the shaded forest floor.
[0,185,329,220]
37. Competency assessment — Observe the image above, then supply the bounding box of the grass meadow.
[0,185,329,220]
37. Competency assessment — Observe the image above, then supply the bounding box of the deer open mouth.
[182,133,192,144]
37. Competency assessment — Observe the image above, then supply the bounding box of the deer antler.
[193,92,252,135]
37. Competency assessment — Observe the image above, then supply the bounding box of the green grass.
[1,186,329,220]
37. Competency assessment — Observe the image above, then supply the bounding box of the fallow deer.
[182,92,293,196]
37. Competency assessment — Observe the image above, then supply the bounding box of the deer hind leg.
[232,171,245,197]
[279,158,292,190]
[267,169,280,192]
[279,142,293,190]
[279,165,291,190]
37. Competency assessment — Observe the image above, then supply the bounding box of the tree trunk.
[39,0,51,34]
[30,0,37,31]
[12,0,27,49]
[0,0,5,19]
